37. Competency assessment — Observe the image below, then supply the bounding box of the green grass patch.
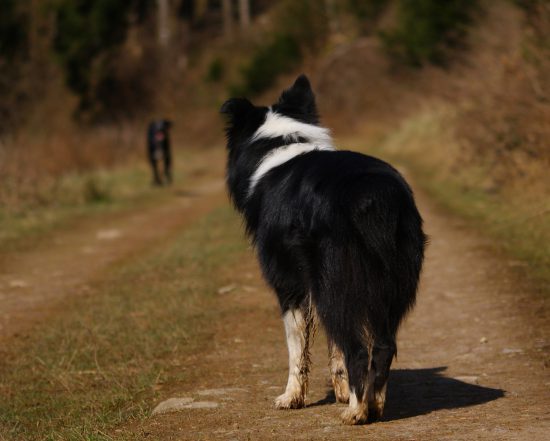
[0,164,153,253]
[0,205,248,440]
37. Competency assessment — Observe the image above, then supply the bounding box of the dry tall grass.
[316,1,550,285]
[0,125,142,211]
[452,0,550,200]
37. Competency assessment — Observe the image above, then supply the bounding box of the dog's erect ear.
[291,74,313,93]
[220,98,254,122]
[277,74,318,122]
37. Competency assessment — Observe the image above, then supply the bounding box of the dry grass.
[0,136,221,254]
[318,2,550,290]
[0,125,143,210]
[453,2,550,201]
[353,103,550,290]
[0,205,247,441]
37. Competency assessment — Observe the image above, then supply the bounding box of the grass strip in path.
[0,204,247,441]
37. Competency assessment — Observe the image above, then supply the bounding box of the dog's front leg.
[275,308,313,409]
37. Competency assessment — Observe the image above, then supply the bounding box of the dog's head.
[221,75,330,211]
[220,74,319,151]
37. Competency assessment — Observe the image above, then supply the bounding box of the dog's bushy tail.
[313,175,426,351]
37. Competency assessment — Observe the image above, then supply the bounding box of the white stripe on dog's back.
[250,110,333,146]
[248,110,335,196]
[248,142,333,196]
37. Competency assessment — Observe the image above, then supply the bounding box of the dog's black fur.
[147,119,173,186]
[221,75,426,424]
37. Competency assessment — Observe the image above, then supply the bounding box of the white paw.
[341,406,368,425]
[274,392,305,409]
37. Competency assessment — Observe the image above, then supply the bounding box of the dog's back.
[253,148,424,349]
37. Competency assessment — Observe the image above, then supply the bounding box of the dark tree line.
[0,0,482,125]
[52,0,153,112]
[51,0,256,118]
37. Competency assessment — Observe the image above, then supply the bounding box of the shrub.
[380,0,479,66]
[83,175,112,203]
[230,0,329,97]
[346,0,389,32]
[51,0,154,116]
[277,0,329,53]
[0,0,27,61]
[230,33,301,97]
[0,0,28,132]
[205,57,225,83]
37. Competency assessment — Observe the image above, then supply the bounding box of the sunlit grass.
[0,147,222,253]
[0,205,247,440]
[347,106,550,292]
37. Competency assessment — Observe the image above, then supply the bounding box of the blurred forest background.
[0,0,549,275]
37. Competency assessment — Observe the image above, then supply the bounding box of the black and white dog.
[221,75,425,425]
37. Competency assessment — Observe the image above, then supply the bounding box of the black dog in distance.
[147,119,173,186]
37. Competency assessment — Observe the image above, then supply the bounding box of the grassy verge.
[347,107,550,293]
[0,164,152,252]
[0,148,217,254]
[0,204,247,440]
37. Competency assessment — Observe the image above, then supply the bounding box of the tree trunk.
[157,0,171,47]
[238,0,250,30]
[222,0,234,40]
[324,0,339,35]
[195,0,208,20]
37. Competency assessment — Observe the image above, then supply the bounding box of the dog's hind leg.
[341,334,395,424]
[328,339,349,403]
[275,303,315,409]
[366,338,396,420]
[340,343,370,425]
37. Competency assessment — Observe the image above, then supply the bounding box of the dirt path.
[136,187,550,440]
[0,176,226,340]
[1,157,549,440]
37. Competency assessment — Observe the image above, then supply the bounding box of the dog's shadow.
[310,366,504,421]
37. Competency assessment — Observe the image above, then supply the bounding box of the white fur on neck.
[250,110,333,146]
[248,142,333,196]
[247,111,335,196]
